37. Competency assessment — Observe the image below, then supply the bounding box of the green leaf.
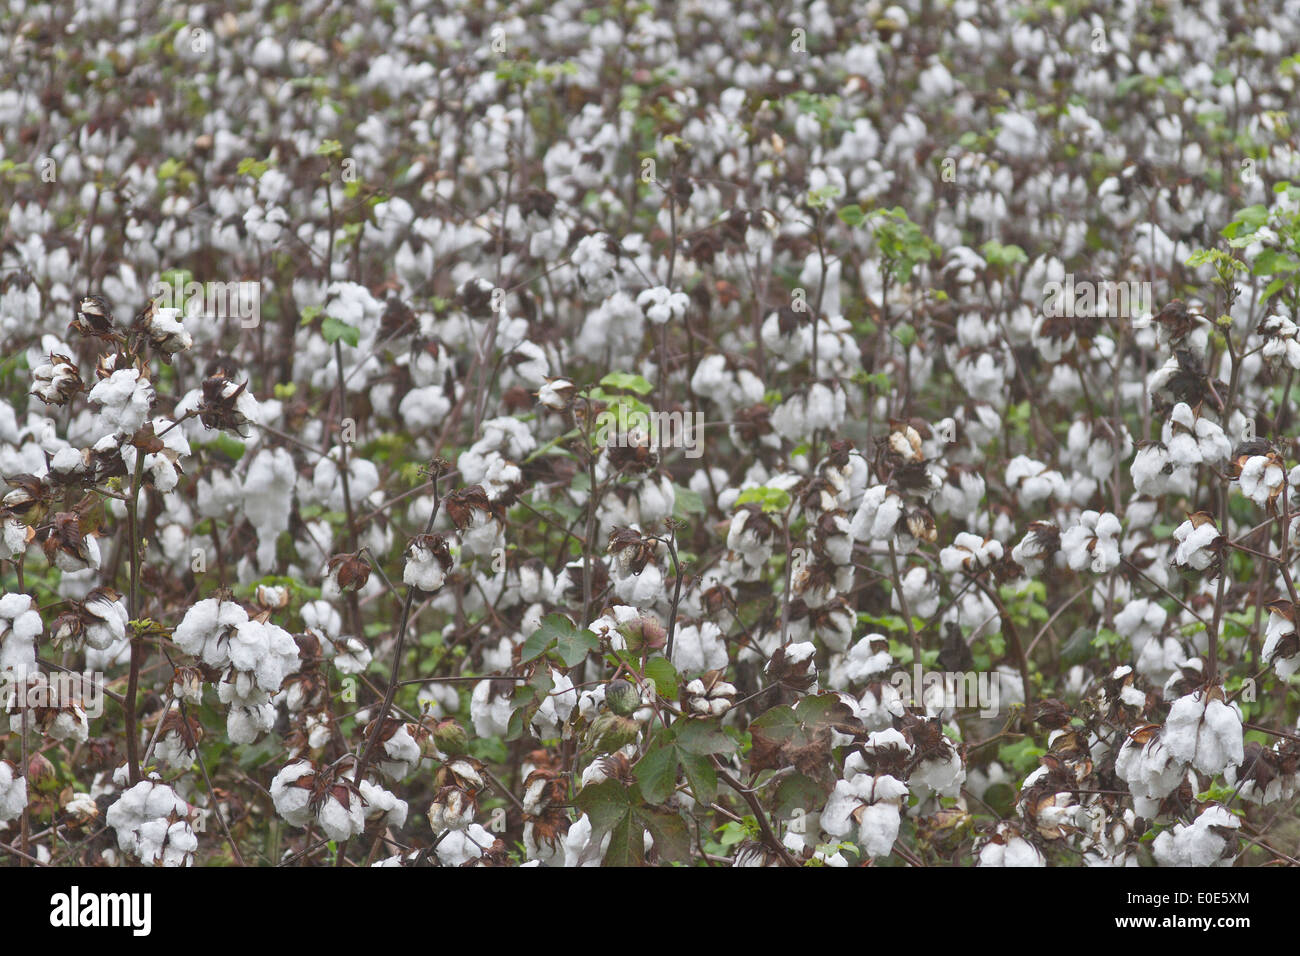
[634,742,679,804]
[979,239,1028,268]
[520,613,599,667]
[774,773,825,819]
[203,432,246,461]
[577,773,693,865]
[643,656,678,701]
[997,737,1046,776]
[637,806,691,862]
[237,157,269,180]
[157,157,184,180]
[672,484,705,518]
[733,486,791,513]
[598,371,654,395]
[677,750,717,806]
[1252,248,1300,277]
[576,778,632,834]
[806,184,842,209]
[604,812,644,866]
[321,317,360,347]
[837,203,865,226]
[675,718,734,756]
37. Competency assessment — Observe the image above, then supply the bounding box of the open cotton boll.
[0,593,42,677]
[1171,516,1221,573]
[227,618,301,693]
[1114,728,1187,802]
[939,531,1003,573]
[833,634,893,686]
[471,680,514,738]
[436,823,497,866]
[1162,690,1244,776]
[728,507,777,565]
[672,621,728,675]
[403,534,454,591]
[562,812,611,867]
[359,780,408,829]
[316,790,366,842]
[821,773,909,858]
[911,748,967,798]
[220,693,277,744]
[105,780,197,867]
[1059,510,1121,573]
[1238,455,1284,507]
[850,485,904,542]
[1152,805,1240,866]
[270,761,315,828]
[1262,606,1300,678]
[398,385,452,430]
[119,416,191,492]
[530,668,577,738]
[312,450,381,512]
[172,598,249,669]
[242,447,296,571]
[0,759,27,822]
[88,367,154,435]
[976,825,1045,867]
[1005,455,1067,505]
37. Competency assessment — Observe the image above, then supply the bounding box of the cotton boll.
[172,598,250,669]
[1171,516,1221,574]
[1238,454,1284,507]
[976,824,1045,867]
[399,385,452,430]
[1114,727,1186,802]
[850,485,904,542]
[892,567,939,619]
[672,621,728,674]
[0,594,42,677]
[612,560,664,605]
[1262,605,1300,677]
[471,680,514,738]
[242,447,297,571]
[1163,690,1243,776]
[437,823,496,866]
[105,781,196,866]
[1060,511,1121,573]
[88,368,155,435]
[0,759,27,822]
[939,531,1003,573]
[1005,455,1067,505]
[1152,805,1240,867]
[821,774,908,858]
[359,780,408,829]
[912,748,967,798]
[312,450,380,512]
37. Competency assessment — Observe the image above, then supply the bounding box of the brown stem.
[715,765,799,867]
[124,452,146,785]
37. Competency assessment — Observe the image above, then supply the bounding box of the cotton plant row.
[2,0,1300,868]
